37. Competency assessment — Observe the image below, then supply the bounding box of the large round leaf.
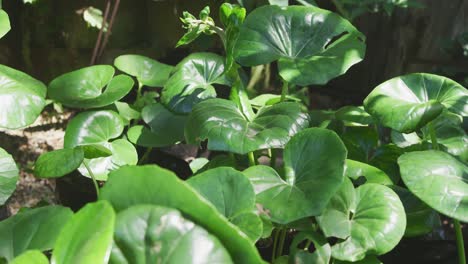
[51,201,115,264]
[186,99,309,154]
[111,205,233,264]
[100,165,265,264]
[161,53,229,114]
[11,250,48,264]
[234,5,365,86]
[243,128,347,224]
[48,65,134,109]
[317,179,406,262]
[0,147,18,205]
[0,65,47,129]
[0,206,73,262]
[114,54,173,87]
[364,73,468,133]
[34,147,84,178]
[187,167,261,241]
[127,103,187,147]
[399,150,468,222]
[345,159,393,185]
[64,111,137,180]
[391,185,440,237]
[0,9,10,39]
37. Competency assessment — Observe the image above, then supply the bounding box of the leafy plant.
[0,1,466,264]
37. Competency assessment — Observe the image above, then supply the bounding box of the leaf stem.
[83,161,100,198]
[276,228,287,258]
[248,152,256,166]
[271,228,280,262]
[454,219,466,264]
[304,239,312,250]
[280,80,288,102]
[136,82,143,101]
[428,122,439,151]
[138,147,153,165]
[331,0,352,21]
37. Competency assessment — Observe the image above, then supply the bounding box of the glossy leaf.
[0,64,47,129]
[0,9,10,39]
[234,5,365,86]
[51,201,115,264]
[317,179,406,262]
[345,159,393,185]
[81,144,112,159]
[230,212,263,242]
[243,128,347,224]
[391,186,440,237]
[289,231,331,264]
[48,65,134,109]
[11,250,48,264]
[364,73,468,133]
[34,147,84,178]
[399,150,468,222]
[0,206,73,261]
[111,205,233,264]
[161,53,229,114]
[100,165,265,264]
[114,54,173,87]
[186,99,309,154]
[187,167,261,241]
[0,147,18,205]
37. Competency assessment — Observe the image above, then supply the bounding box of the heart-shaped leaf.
[364,73,468,133]
[161,53,229,114]
[52,201,115,264]
[0,206,73,262]
[111,205,233,264]
[0,148,18,205]
[243,128,347,224]
[0,9,10,39]
[100,165,265,264]
[127,103,186,147]
[187,167,261,241]
[317,178,406,262]
[114,54,173,87]
[11,250,48,264]
[48,65,134,109]
[345,159,393,185]
[64,110,137,180]
[391,185,440,237]
[186,99,309,154]
[234,5,365,86]
[0,65,47,129]
[34,147,84,178]
[399,150,468,222]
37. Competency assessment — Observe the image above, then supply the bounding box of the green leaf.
[399,150,468,222]
[296,0,317,6]
[34,147,84,178]
[111,205,233,264]
[269,0,288,6]
[317,179,406,262]
[114,55,173,87]
[161,53,229,114]
[64,111,137,180]
[186,99,309,154]
[51,201,115,264]
[81,144,112,159]
[187,167,261,241]
[345,159,393,185]
[243,128,347,224]
[230,212,263,242]
[220,3,246,71]
[0,64,47,129]
[113,102,140,124]
[364,73,468,133]
[0,147,18,205]
[289,231,331,264]
[11,250,48,264]
[100,165,265,264]
[189,157,209,174]
[0,206,73,262]
[48,65,134,109]
[234,5,365,86]
[82,6,107,31]
[391,185,440,237]
[0,9,10,39]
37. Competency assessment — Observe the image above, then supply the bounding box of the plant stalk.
[83,161,100,198]
[138,147,153,165]
[428,122,439,151]
[276,228,287,259]
[280,80,288,102]
[271,228,280,262]
[454,219,466,264]
[248,152,256,166]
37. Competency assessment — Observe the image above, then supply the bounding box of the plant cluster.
[0,1,467,264]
